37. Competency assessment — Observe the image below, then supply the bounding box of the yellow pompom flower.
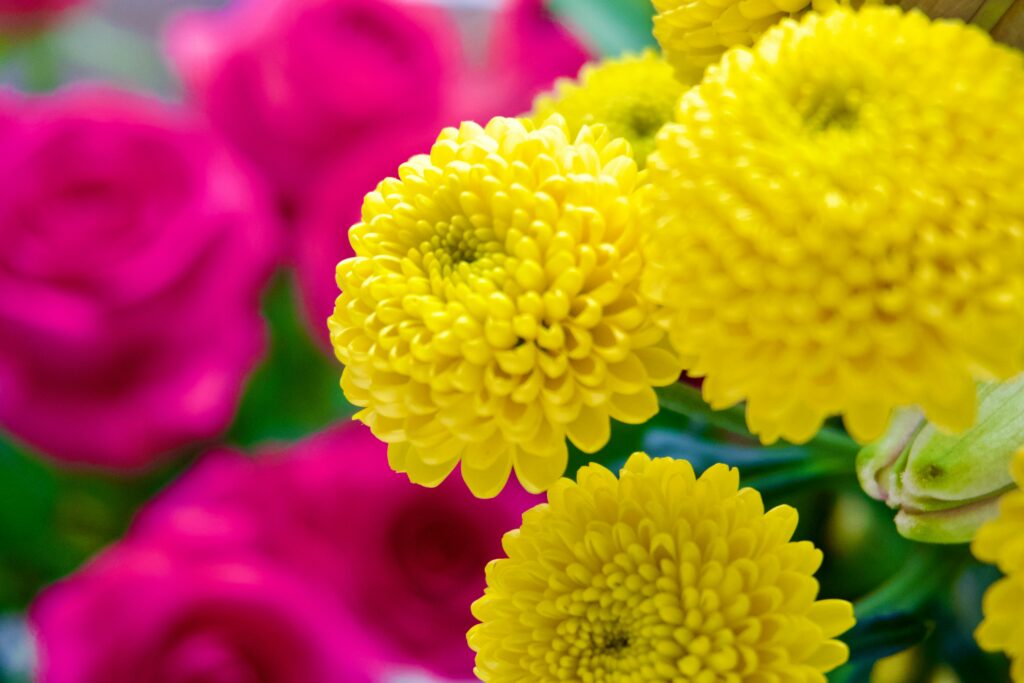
[973,449,1024,681]
[469,452,855,681]
[652,0,842,79]
[644,7,1024,446]
[329,116,681,498]
[530,51,689,167]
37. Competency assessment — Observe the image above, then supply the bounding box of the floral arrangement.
[1,0,1023,681]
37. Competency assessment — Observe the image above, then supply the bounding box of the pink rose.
[133,422,539,678]
[0,88,276,469]
[32,545,381,683]
[166,0,461,207]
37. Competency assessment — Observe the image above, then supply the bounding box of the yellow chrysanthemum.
[530,51,689,167]
[652,0,846,79]
[644,7,1024,446]
[973,448,1024,681]
[469,452,855,681]
[329,116,681,498]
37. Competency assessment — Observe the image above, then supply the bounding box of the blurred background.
[0,0,1008,682]
[25,0,502,91]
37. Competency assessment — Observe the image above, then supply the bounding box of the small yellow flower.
[652,0,842,79]
[329,117,681,498]
[644,7,1024,446]
[469,452,855,681]
[530,51,689,167]
[973,449,1024,681]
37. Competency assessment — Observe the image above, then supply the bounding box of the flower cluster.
[8,0,1024,681]
[644,7,1024,445]
[469,453,855,681]
[329,115,681,497]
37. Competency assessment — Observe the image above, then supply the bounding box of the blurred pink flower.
[478,0,591,116]
[32,545,382,683]
[132,422,539,678]
[294,126,439,347]
[0,88,276,469]
[166,0,461,210]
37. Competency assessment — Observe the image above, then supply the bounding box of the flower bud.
[857,376,1024,544]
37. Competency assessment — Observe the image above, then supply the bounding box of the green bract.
[858,376,1024,544]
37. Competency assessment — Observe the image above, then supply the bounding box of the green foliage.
[547,0,657,57]
[0,435,174,610]
[843,614,934,668]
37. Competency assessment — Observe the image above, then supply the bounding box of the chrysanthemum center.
[601,631,630,654]
[572,619,641,679]
[422,217,502,276]
[624,102,667,139]
[801,89,860,131]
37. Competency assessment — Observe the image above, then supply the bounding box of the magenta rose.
[133,422,538,678]
[32,545,382,683]
[166,0,461,207]
[0,88,276,469]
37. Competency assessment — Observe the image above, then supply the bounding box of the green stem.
[854,545,969,620]
[656,382,750,435]
[656,383,860,459]
[741,457,853,497]
[972,0,1016,31]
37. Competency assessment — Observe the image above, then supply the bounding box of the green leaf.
[843,613,933,664]
[548,0,657,57]
[829,614,933,682]
[0,436,176,609]
[855,545,970,620]
[738,458,854,499]
[656,382,861,460]
[644,427,813,470]
[656,382,751,438]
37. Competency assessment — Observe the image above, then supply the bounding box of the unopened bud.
[857,376,1024,544]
